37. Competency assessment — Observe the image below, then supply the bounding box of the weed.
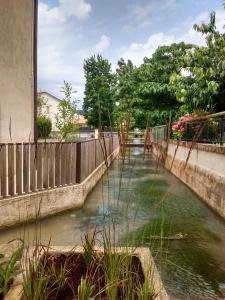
[0,246,23,297]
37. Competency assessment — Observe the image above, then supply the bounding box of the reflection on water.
[0,147,225,299]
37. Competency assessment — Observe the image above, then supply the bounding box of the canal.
[0,147,225,299]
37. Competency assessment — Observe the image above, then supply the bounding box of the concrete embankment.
[153,140,225,219]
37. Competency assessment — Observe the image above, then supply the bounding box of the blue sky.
[38,0,225,108]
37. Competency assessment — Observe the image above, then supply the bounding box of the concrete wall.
[0,147,119,230]
[153,141,225,219]
[0,0,35,143]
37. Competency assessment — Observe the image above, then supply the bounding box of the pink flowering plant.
[172,113,199,139]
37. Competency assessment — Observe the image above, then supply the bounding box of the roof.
[38,91,61,102]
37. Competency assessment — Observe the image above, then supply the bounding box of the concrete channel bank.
[153,140,225,219]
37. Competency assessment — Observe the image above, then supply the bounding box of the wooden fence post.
[1,144,9,197]
[49,143,56,188]
[0,145,9,197]
[30,143,38,192]
[8,143,17,196]
[16,144,24,194]
[76,142,81,183]
[37,143,44,190]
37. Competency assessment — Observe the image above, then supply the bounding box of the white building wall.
[0,0,35,143]
[39,92,60,132]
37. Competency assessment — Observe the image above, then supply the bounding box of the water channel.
[0,147,225,299]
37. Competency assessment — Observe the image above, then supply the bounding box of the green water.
[0,148,225,299]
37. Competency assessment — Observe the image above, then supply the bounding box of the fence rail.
[152,111,225,145]
[0,136,119,199]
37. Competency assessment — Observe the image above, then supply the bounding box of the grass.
[0,245,23,298]
[19,230,156,300]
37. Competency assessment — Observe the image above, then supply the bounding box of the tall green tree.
[83,55,115,128]
[134,42,196,126]
[170,12,225,112]
[137,42,197,110]
[114,59,137,127]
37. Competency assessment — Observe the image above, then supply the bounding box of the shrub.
[37,115,52,138]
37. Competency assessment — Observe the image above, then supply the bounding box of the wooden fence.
[0,136,119,199]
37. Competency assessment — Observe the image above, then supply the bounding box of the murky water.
[0,147,225,299]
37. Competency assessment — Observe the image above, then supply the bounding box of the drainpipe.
[33,0,38,143]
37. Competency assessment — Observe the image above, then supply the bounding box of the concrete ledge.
[169,139,225,155]
[0,148,119,230]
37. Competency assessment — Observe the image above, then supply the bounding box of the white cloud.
[120,8,225,66]
[93,35,111,53]
[78,34,111,59]
[38,0,91,105]
[59,0,92,20]
[128,0,176,20]
[39,0,91,22]
[120,32,177,66]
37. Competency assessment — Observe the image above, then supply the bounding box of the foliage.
[171,110,208,140]
[55,81,77,140]
[83,55,116,128]
[114,59,137,125]
[77,277,95,300]
[23,246,69,300]
[0,247,23,297]
[37,115,52,138]
[172,114,194,139]
[37,94,48,116]
[170,12,225,112]
[82,10,225,129]
[136,43,196,112]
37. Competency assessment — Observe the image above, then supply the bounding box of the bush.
[37,115,52,138]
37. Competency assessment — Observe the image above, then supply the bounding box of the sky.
[38,0,225,108]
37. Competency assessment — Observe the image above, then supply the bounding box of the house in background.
[38,91,61,132]
[76,110,88,128]
[0,0,37,143]
[38,92,88,132]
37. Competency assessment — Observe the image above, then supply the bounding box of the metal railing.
[152,111,225,146]
[171,111,225,145]
[0,136,119,199]
[152,125,168,143]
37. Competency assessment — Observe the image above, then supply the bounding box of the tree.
[170,12,225,112]
[83,55,115,128]
[133,42,196,126]
[136,42,197,110]
[114,59,137,127]
[37,94,52,138]
[37,94,48,116]
[55,81,77,139]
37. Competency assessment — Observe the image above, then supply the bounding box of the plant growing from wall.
[55,81,77,140]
